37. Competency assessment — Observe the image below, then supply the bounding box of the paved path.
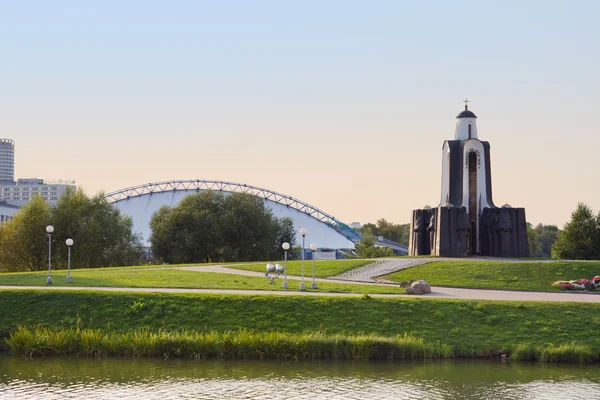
[1,285,600,303]
[178,265,388,286]
[2,258,598,303]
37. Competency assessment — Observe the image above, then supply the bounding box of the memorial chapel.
[408,101,529,257]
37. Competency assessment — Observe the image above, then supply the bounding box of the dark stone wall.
[409,206,529,258]
[479,207,529,257]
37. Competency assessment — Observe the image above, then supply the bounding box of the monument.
[409,100,529,257]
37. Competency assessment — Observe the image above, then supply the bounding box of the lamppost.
[46,225,54,284]
[299,228,307,291]
[310,243,317,289]
[66,238,74,283]
[282,242,290,289]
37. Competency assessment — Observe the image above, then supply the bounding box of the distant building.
[0,139,15,184]
[349,222,362,229]
[0,138,75,221]
[0,178,75,207]
[0,201,19,223]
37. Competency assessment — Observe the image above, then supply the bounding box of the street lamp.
[310,243,317,289]
[65,238,74,283]
[299,228,307,291]
[46,225,54,284]
[282,242,290,289]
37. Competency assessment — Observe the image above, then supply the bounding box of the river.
[1,355,599,399]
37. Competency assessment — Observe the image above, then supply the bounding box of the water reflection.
[1,355,599,399]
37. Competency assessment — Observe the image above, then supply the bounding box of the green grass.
[2,290,600,362]
[0,266,402,294]
[7,326,450,360]
[228,259,373,277]
[384,260,600,291]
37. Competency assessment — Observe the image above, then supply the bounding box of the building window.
[468,124,472,139]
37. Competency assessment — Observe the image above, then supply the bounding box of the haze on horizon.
[1,1,598,228]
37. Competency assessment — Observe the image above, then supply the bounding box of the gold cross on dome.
[463,98,470,109]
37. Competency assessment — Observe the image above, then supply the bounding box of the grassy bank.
[6,326,452,360]
[2,290,600,362]
[7,326,591,362]
[0,267,401,294]
[384,260,600,291]
[228,259,373,277]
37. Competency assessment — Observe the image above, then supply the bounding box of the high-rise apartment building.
[0,139,15,184]
[0,139,75,221]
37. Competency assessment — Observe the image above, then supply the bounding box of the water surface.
[1,355,599,399]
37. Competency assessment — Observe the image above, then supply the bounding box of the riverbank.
[2,290,600,362]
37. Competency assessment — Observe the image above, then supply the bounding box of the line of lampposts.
[276,228,318,291]
[45,225,74,284]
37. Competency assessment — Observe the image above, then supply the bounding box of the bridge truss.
[104,180,360,243]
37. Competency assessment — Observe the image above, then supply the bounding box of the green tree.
[0,196,50,272]
[354,228,394,258]
[274,217,296,258]
[526,223,542,258]
[221,193,280,262]
[534,224,559,258]
[149,191,293,263]
[551,203,600,260]
[357,219,410,245]
[50,188,142,268]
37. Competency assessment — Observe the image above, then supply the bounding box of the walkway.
[1,285,599,303]
[2,258,597,303]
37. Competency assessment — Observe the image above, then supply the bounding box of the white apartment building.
[0,178,75,207]
[0,139,76,221]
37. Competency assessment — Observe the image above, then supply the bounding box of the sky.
[1,1,598,228]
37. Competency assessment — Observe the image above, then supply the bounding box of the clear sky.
[1,1,598,227]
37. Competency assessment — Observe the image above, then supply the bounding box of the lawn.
[383,260,600,291]
[3,290,600,360]
[0,266,402,294]
[227,259,373,277]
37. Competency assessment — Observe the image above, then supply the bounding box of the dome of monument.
[456,108,477,119]
[442,202,454,208]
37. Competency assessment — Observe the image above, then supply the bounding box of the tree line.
[0,188,141,272]
[1,190,598,271]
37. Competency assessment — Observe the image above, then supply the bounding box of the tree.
[551,203,600,260]
[526,223,542,258]
[534,224,559,258]
[354,228,394,258]
[0,188,140,272]
[0,196,50,272]
[357,220,410,245]
[49,188,142,268]
[149,191,294,263]
[273,217,296,259]
[221,193,280,262]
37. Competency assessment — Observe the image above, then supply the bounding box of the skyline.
[1,1,599,228]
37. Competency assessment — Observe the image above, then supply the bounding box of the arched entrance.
[468,151,478,255]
